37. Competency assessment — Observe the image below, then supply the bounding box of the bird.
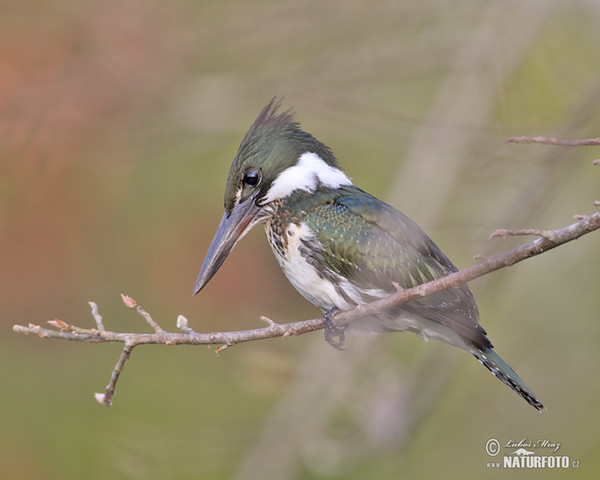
[192,98,544,411]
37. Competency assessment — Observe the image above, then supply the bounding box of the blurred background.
[2,1,600,479]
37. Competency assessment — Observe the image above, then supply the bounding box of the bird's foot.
[323,307,345,350]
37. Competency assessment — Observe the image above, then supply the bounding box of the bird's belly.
[264,222,470,349]
[265,222,354,312]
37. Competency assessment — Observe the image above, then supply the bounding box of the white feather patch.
[263,152,352,203]
[271,222,353,311]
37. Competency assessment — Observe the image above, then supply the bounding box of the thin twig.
[506,136,600,146]
[88,301,105,332]
[176,315,194,334]
[488,228,557,241]
[259,316,277,327]
[121,293,164,334]
[95,341,135,406]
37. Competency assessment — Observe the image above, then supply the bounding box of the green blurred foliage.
[2,1,600,479]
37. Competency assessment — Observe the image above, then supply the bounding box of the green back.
[289,185,490,349]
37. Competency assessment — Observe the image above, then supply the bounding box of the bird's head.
[192,97,352,295]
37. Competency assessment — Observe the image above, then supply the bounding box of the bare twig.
[121,293,165,334]
[176,314,194,334]
[489,228,557,241]
[12,210,600,405]
[95,341,135,406]
[506,136,600,146]
[88,301,105,332]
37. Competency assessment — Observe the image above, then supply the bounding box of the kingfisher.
[193,98,544,411]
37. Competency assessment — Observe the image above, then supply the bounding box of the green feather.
[295,186,490,349]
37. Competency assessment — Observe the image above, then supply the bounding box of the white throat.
[263,152,352,203]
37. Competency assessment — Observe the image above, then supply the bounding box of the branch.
[12,154,600,406]
[332,211,600,325]
[505,136,600,146]
[12,209,600,405]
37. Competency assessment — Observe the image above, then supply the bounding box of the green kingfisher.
[193,98,544,411]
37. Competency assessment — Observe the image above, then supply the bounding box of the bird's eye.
[243,169,260,187]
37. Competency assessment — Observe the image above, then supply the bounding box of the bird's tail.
[474,347,545,411]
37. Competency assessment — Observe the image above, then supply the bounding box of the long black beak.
[193,196,260,295]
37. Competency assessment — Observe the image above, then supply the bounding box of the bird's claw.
[323,307,345,350]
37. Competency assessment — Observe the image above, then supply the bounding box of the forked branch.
[12,155,600,406]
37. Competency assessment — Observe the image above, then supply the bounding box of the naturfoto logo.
[485,438,580,470]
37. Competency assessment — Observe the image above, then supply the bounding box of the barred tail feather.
[475,347,545,411]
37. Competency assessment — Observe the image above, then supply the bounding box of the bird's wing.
[303,187,491,349]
